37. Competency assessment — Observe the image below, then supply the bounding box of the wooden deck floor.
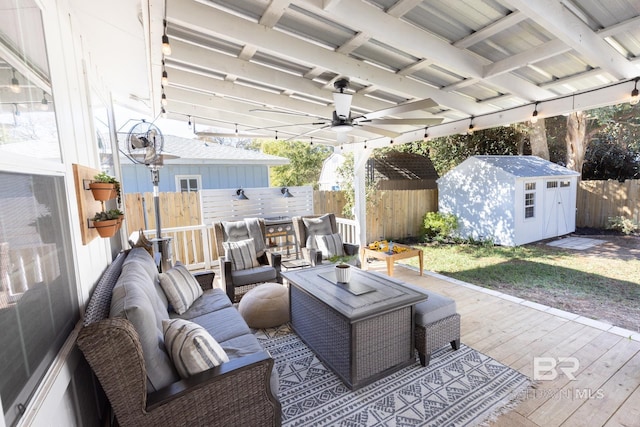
[380,262,640,427]
[212,260,640,426]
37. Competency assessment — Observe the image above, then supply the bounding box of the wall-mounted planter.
[88,182,116,201]
[93,219,120,238]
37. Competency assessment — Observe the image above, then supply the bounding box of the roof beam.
[259,0,292,28]
[386,0,423,18]
[505,0,638,79]
[454,11,527,49]
[170,0,492,115]
[484,39,572,78]
[303,0,554,102]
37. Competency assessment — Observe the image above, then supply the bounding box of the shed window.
[560,181,570,187]
[547,181,558,189]
[524,182,536,219]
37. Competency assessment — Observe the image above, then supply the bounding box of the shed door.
[543,180,573,237]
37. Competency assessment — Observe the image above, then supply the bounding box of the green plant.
[328,254,356,265]
[107,208,124,217]
[92,211,120,221]
[607,216,638,235]
[93,171,121,205]
[422,212,458,241]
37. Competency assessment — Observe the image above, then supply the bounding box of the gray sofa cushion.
[110,281,179,392]
[230,265,277,286]
[123,247,168,309]
[302,214,333,249]
[117,261,169,330]
[190,307,252,343]
[171,288,233,320]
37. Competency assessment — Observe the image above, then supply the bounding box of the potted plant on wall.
[108,208,125,231]
[89,171,121,204]
[92,210,121,238]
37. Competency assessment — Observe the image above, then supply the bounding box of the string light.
[161,88,168,106]
[40,91,49,111]
[162,20,172,56]
[423,127,429,142]
[364,140,367,149]
[187,115,192,127]
[161,60,168,86]
[630,78,639,106]
[10,69,20,94]
[310,137,313,146]
[390,139,394,144]
[467,117,474,135]
[161,106,167,118]
[275,130,278,140]
[531,102,539,124]
[235,123,238,134]
[341,144,344,150]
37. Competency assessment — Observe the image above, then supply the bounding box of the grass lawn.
[401,241,640,332]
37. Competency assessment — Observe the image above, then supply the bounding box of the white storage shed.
[437,156,581,246]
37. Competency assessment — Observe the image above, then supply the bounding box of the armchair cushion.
[222,219,266,257]
[315,233,345,259]
[163,319,229,378]
[302,214,333,248]
[223,238,260,271]
[231,265,278,286]
[159,264,204,315]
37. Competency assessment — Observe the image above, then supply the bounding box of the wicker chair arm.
[192,270,215,290]
[218,256,235,302]
[146,351,281,426]
[343,243,359,256]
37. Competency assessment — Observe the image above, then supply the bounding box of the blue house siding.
[121,164,270,193]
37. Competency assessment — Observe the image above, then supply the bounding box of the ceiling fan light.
[333,123,353,133]
[333,92,352,118]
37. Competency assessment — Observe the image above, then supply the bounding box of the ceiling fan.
[252,78,444,141]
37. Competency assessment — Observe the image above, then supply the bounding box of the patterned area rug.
[256,325,531,427]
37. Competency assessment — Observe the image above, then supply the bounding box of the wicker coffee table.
[282,265,427,389]
[361,243,424,276]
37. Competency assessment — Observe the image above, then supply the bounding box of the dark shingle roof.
[368,152,439,190]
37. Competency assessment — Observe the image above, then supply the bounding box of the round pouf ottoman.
[238,282,289,328]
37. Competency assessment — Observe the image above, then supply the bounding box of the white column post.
[353,147,372,247]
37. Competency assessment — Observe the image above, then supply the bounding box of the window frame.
[175,175,201,193]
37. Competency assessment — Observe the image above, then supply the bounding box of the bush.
[607,216,638,235]
[422,212,458,241]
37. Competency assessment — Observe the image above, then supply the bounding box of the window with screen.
[0,2,79,425]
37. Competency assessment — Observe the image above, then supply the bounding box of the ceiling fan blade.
[357,125,401,138]
[354,98,439,121]
[359,117,444,126]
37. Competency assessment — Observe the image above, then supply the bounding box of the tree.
[529,119,550,160]
[565,111,588,173]
[256,140,333,187]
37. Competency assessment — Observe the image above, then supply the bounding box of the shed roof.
[467,155,581,178]
[120,135,289,166]
[369,152,439,182]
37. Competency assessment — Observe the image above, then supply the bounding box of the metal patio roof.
[75,0,640,149]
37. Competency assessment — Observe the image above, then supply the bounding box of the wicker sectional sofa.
[76,248,281,427]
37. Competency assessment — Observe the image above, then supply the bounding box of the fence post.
[201,225,212,269]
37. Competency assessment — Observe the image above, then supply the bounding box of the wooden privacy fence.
[123,180,639,266]
[576,179,640,228]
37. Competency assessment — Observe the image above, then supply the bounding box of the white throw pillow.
[163,319,229,378]
[223,238,259,271]
[159,264,203,315]
[315,233,345,259]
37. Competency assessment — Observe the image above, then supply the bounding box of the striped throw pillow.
[159,264,203,315]
[162,319,229,378]
[315,233,345,259]
[222,238,259,271]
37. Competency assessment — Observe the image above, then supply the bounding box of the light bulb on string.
[310,137,313,146]
[40,91,49,111]
[161,90,168,107]
[187,115,192,127]
[10,69,20,94]
[423,127,429,142]
[630,78,639,106]
[162,20,172,56]
[467,117,475,135]
[531,102,539,124]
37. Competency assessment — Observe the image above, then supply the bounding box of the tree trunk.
[529,118,550,159]
[566,111,587,173]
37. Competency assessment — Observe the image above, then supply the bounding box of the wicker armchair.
[213,219,282,303]
[292,214,359,266]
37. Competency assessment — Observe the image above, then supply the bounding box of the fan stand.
[149,164,172,272]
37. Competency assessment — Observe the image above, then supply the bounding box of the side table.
[360,243,423,277]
